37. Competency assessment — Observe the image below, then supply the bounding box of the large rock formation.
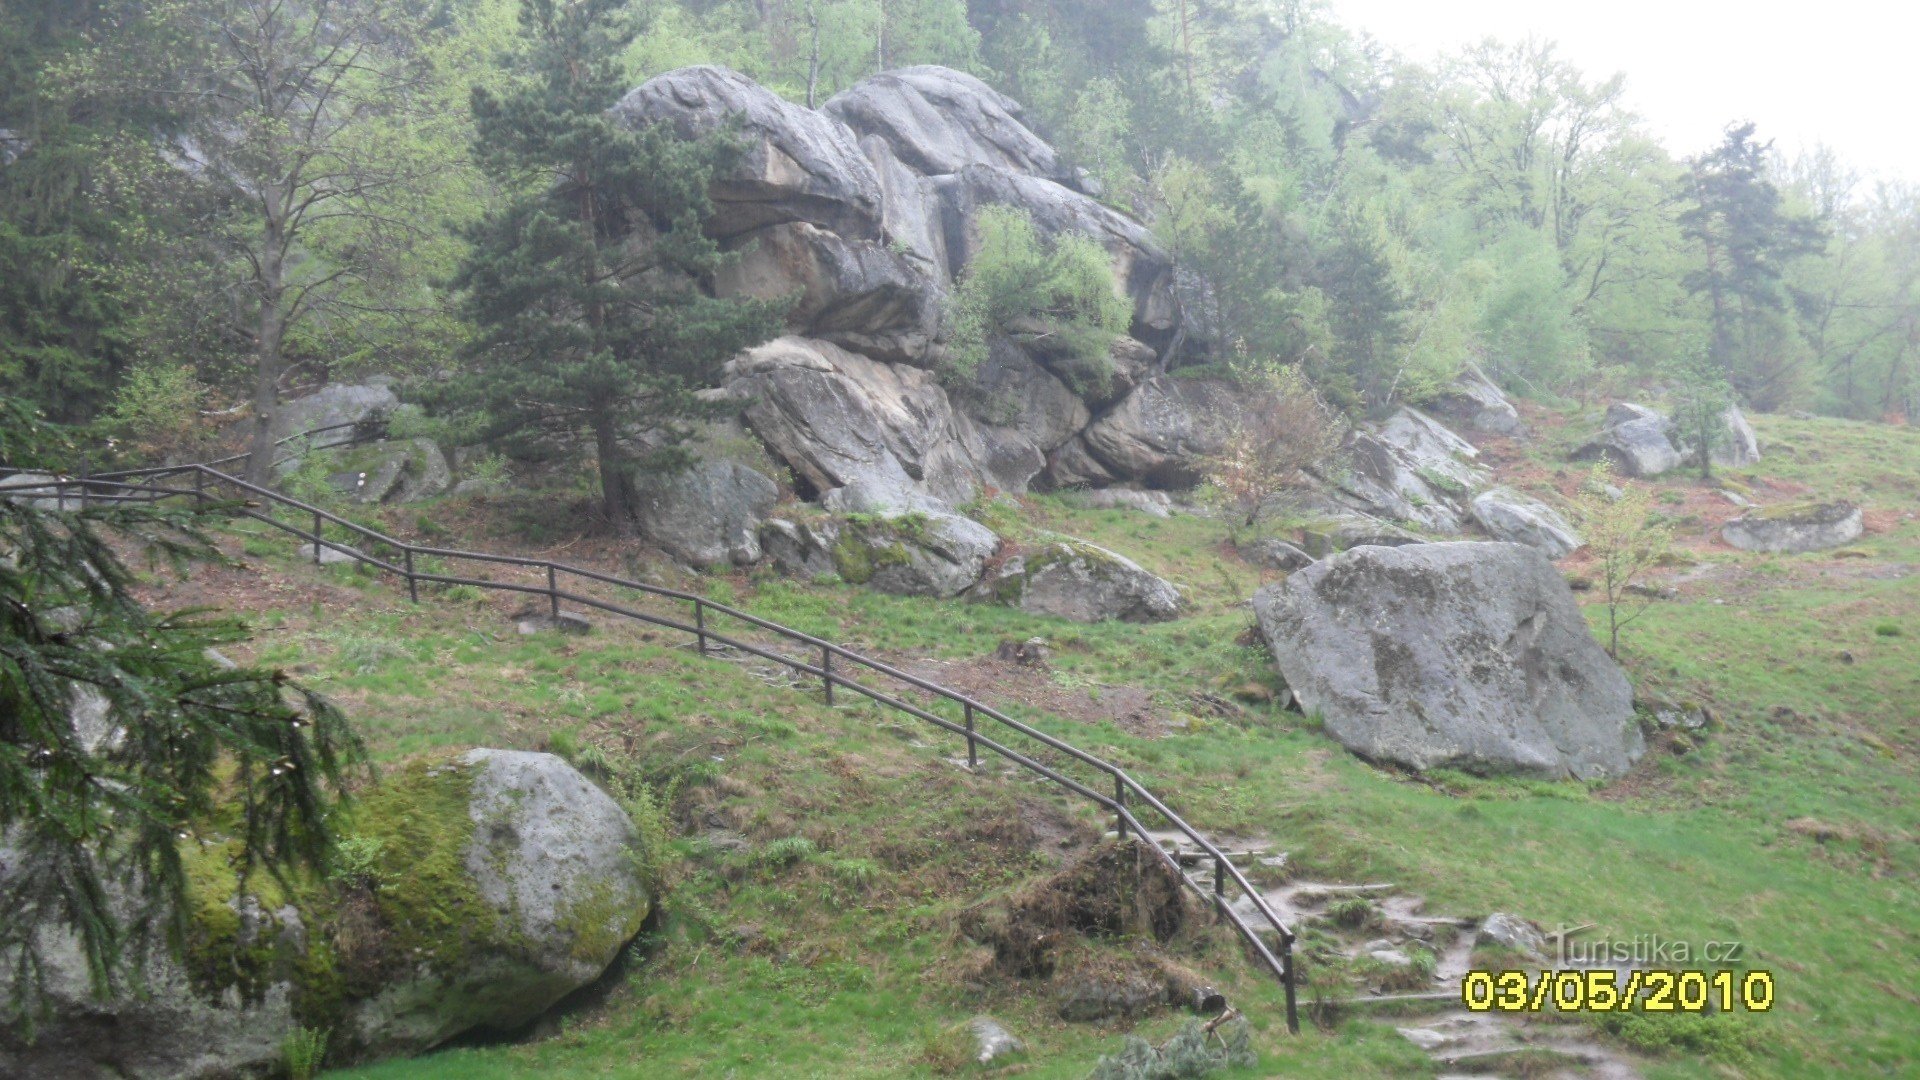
[1078,376,1260,488]
[1424,363,1524,439]
[0,750,651,1078]
[1252,542,1642,780]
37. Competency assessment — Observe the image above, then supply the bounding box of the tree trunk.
[806,0,820,108]
[245,210,288,489]
[592,411,632,530]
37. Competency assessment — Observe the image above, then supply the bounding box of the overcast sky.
[1328,0,1920,185]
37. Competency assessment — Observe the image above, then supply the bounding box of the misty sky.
[1330,0,1920,185]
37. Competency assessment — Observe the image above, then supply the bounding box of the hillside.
[103,403,1914,1079]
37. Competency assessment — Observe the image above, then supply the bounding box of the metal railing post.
[404,548,419,603]
[821,645,833,705]
[1282,935,1300,1034]
[1113,775,1128,839]
[694,600,707,655]
[964,703,977,770]
[1213,856,1226,922]
[312,510,323,563]
[193,469,205,508]
[547,564,559,619]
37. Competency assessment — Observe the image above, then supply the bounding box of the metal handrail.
[4,446,1301,1032]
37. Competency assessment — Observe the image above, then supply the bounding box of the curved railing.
[3,444,1301,1032]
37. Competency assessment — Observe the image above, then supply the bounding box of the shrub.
[943,206,1130,390]
[1204,358,1343,538]
[1874,622,1902,637]
[1086,1016,1256,1079]
[101,364,214,463]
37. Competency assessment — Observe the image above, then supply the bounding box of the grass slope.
[159,408,1918,1078]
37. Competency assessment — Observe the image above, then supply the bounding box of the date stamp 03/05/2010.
[1460,968,1776,1014]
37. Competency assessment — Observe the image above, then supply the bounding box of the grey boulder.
[1711,404,1762,468]
[1572,403,1683,478]
[961,337,1090,492]
[1245,538,1315,572]
[759,517,842,580]
[1470,488,1582,559]
[268,379,398,444]
[346,750,651,1057]
[988,539,1181,623]
[1721,502,1863,553]
[614,66,882,239]
[634,458,779,568]
[1252,542,1642,779]
[829,509,999,597]
[320,438,451,504]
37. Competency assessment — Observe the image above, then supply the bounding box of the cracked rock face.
[1253,542,1642,780]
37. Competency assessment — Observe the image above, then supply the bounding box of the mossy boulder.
[986,538,1181,622]
[0,749,651,1079]
[826,509,998,597]
[299,437,451,504]
[1722,501,1862,553]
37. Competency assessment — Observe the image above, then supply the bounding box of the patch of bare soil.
[877,649,1221,739]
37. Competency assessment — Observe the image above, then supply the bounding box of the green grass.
[194,409,1920,1078]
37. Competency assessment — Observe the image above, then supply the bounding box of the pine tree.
[435,0,781,528]
[0,398,363,1015]
[1679,123,1826,406]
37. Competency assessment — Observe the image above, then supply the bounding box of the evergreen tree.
[436,0,781,528]
[0,398,362,1015]
[1679,123,1826,406]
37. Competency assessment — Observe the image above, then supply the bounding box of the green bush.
[943,206,1130,392]
[281,1025,329,1080]
[1086,1016,1256,1079]
[1874,622,1903,637]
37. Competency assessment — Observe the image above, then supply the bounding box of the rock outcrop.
[0,750,651,1078]
[826,509,1000,597]
[725,335,988,510]
[1078,376,1259,488]
[823,66,1070,186]
[1721,501,1863,552]
[614,65,882,239]
[1252,542,1642,780]
[269,379,399,445]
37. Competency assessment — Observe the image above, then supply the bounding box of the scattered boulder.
[633,458,779,568]
[0,471,76,510]
[994,637,1052,667]
[1295,514,1427,557]
[1722,501,1863,553]
[268,380,398,445]
[961,1015,1026,1065]
[1054,959,1166,1022]
[1711,404,1761,468]
[960,337,1090,492]
[343,750,651,1057]
[317,438,451,504]
[987,538,1181,623]
[1469,488,1582,559]
[823,66,1069,185]
[515,610,593,635]
[1425,363,1524,438]
[828,509,998,597]
[613,66,882,239]
[725,336,989,510]
[1476,912,1548,959]
[1072,486,1175,517]
[1252,542,1643,780]
[1572,404,1683,478]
